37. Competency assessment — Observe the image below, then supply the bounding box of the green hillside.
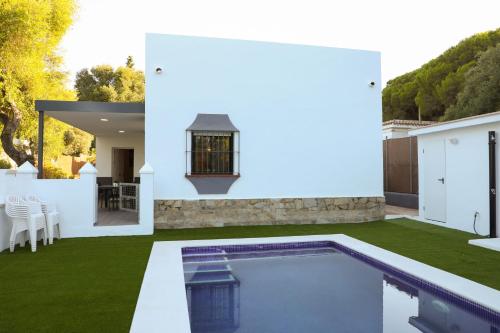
[383,28,500,121]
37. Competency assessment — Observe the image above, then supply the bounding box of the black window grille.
[190,132,235,174]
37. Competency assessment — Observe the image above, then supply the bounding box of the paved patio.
[95,208,138,226]
[469,238,500,252]
[385,204,418,216]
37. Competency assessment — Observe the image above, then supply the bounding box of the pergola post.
[37,110,44,179]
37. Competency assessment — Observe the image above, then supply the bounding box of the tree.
[63,127,93,156]
[0,0,76,165]
[382,71,419,121]
[126,55,135,68]
[383,28,500,121]
[444,44,500,120]
[75,57,145,102]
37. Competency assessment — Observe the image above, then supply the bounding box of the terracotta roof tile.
[383,119,436,127]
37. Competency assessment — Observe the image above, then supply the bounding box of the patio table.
[98,185,119,209]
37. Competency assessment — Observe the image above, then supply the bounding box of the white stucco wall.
[0,170,16,251]
[382,128,410,140]
[145,34,382,200]
[416,122,500,236]
[0,163,154,252]
[96,134,144,178]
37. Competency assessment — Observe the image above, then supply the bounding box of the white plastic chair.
[5,195,47,252]
[24,195,61,245]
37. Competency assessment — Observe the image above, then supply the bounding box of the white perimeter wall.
[145,34,382,200]
[0,163,154,252]
[382,128,410,140]
[0,170,15,252]
[96,134,144,178]
[417,123,500,235]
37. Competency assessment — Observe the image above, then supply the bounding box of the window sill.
[185,174,240,194]
[186,174,240,178]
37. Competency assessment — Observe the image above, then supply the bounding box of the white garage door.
[424,139,447,223]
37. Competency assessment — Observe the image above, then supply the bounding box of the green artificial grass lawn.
[1,218,500,332]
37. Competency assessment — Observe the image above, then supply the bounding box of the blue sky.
[60,0,500,86]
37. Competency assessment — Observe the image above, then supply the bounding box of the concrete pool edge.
[130,235,500,333]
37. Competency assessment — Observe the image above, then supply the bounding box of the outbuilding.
[410,112,500,237]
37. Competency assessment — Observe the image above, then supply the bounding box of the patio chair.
[24,195,61,245]
[5,195,47,252]
[96,177,113,186]
[109,186,120,210]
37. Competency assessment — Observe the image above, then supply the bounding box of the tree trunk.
[0,71,34,166]
[0,101,34,166]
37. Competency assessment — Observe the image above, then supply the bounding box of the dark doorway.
[383,137,419,209]
[112,148,134,183]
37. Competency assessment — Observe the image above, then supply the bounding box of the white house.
[410,112,500,237]
[31,34,383,230]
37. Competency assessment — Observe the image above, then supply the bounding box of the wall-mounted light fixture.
[155,67,163,74]
[368,81,376,87]
[100,118,109,122]
[490,131,496,143]
[448,138,459,145]
[118,130,125,133]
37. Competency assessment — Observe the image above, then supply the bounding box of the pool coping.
[130,234,500,333]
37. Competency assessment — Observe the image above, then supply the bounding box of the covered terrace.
[35,100,145,225]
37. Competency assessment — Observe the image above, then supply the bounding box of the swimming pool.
[131,235,500,332]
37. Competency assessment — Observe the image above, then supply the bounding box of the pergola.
[35,100,145,178]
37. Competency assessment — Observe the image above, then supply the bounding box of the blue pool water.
[182,242,500,333]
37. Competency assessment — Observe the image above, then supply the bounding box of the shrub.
[43,165,70,179]
[86,153,96,166]
[0,159,12,169]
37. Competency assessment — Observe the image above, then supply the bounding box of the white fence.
[0,162,154,252]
